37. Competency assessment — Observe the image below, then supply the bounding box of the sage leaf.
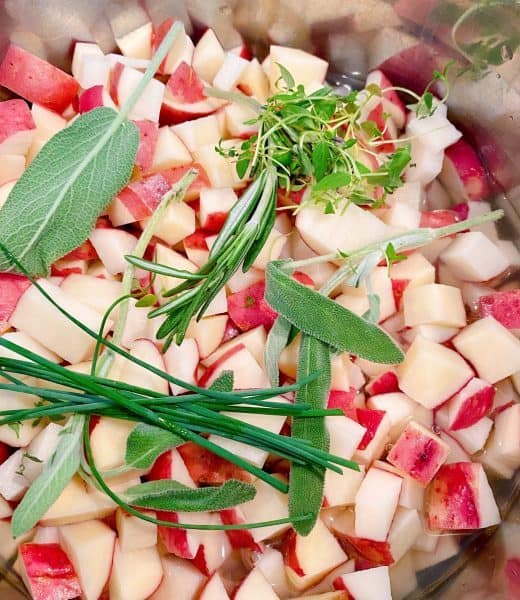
[265,261,404,364]
[125,424,184,471]
[289,335,331,535]
[122,478,256,512]
[276,62,296,89]
[11,415,84,537]
[0,21,183,277]
[0,109,138,276]
[265,316,292,386]
[124,372,234,470]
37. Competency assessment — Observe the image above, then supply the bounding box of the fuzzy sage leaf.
[265,316,293,386]
[11,414,84,537]
[122,479,256,512]
[123,372,234,470]
[289,335,331,535]
[125,424,185,471]
[0,21,183,276]
[265,261,404,364]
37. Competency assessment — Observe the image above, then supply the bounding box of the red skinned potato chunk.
[167,62,206,103]
[0,273,31,333]
[227,281,278,332]
[19,543,82,600]
[478,289,520,329]
[0,45,79,113]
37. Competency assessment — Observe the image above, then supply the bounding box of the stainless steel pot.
[0,1,519,598]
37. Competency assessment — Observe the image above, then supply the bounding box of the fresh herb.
[265,261,404,364]
[0,22,184,277]
[450,0,519,78]
[264,316,293,386]
[124,423,184,471]
[128,167,279,347]
[289,335,332,535]
[122,479,256,512]
[11,414,84,537]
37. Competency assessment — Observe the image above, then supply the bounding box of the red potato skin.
[335,533,394,566]
[419,209,459,229]
[478,290,520,329]
[0,441,11,464]
[0,99,35,142]
[0,45,79,114]
[327,389,357,415]
[77,85,105,114]
[220,508,261,551]
[505,558,520,599]
[448,379,495,431]
[222,318,242,343]
[178,442,254,485]
[391,278,409,310]
[443,138,491,202]
[201,210,229,234]
[19,543,82,600]
[155,510,196,558]
[117,173,170,220]
[427,462,480,529]
[160,164,211,201]
[451,202,470,221]
[387,423,449,485]
[198,343,245,388]
[159,97,217,126]
[62,239,98,262]
[109,62,124,105]
[366,103,396,153]
[183,229,210,251]
[167,62,206,103]
[276,187,306,208]
[365,371,399,396]
[0,273,31,333]
[227,281,278,332]
[282,530,305,577]
[134,120,159,172]
[152,18,176,75]
[355,409,386,450]
[51,259,85,277]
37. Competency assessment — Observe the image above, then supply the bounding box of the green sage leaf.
[265,261,404,364]
[125,424,184,471]
[122,478,256,512]
[289,335,331,535]
[265,316,293,386]
[0,108,138,276]
[0,21,183,277]
[11,415,84,537]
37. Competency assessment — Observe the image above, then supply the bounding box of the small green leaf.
[276,63,296,89]
[289,335,331,535]
[125,424,184,471]
[384,242,407,267]
[311,141,330,182]
[135,293,157,307]
[11,415,84,537]
[313,172,351,192]
[265,316,293,386]
[365,83,383,97]
[210,370,234,392]
[122,479,256,512]
[236,156,251,179]
[361,120,382,138]
[265,261,404,364]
